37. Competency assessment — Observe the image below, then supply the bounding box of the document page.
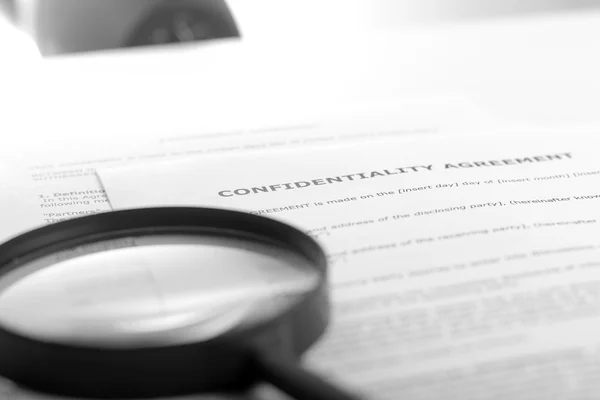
[100,133,600,399]
[0,95,491,244]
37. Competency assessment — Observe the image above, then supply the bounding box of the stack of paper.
[0,94,492,244]
[98,132,600,399]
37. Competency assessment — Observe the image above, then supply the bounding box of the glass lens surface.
[0,234,319,347]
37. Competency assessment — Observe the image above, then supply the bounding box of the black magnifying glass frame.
[0,207,333,399]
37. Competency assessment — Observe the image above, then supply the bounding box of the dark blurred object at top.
[0,0,15,20]
[2,0,239,56]
[126,0,239,47]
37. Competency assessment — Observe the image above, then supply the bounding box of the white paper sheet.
[0,95,492,244]
[99,132,600,399]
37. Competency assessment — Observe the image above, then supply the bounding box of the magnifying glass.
[0,208,363,400]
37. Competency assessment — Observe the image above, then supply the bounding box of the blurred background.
[2,0,600,133]
[1,0,599,58]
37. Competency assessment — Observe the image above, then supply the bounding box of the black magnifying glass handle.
[254,353,366,400]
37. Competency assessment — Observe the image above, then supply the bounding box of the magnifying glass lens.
[0,235,319,347]
[0,208,363,400]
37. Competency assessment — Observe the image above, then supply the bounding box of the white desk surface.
[3,8,600,144]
